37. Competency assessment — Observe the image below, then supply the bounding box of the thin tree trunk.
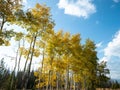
[70,73,73,90]
[23,38,33,72]
[24,34,37,89]
[50,57,54,90]
[56,56,61,90]
[21,37,33,89]
[16,40,23,89]
[17,39,24,72]
[56,72,59,90]
[46,70,51,90]
[0,15,6,31]
[10,41,20,90]
[74,80,76,90]
[46,56,53,90]
[38,49,45,90]
[76,83,78,90]
[65,65,69,90]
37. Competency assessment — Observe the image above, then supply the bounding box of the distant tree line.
[1,59,120,90]
[0,59,36,89]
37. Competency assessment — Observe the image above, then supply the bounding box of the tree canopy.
[0,1,111,90]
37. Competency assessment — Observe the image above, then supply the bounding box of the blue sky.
[1,0,120,79]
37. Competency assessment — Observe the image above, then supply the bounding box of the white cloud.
[104,30,120,58]
[96,42,103,48]
[0,43,40,71]
[100,30,120,62]
[22,0,32,10]
[100,56,110,62]
[22,0,27,4]
[100,30,120,79]
[113,0,120,3]
[57,0,96,18]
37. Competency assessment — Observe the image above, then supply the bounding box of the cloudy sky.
[1,0,120,79]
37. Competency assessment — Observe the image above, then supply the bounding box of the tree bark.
[21,37,33,89]
[65,65,69,90]
[0,15,6,31]
[24,34,37,89]
[18,39,24,72]
[38,50,45,90]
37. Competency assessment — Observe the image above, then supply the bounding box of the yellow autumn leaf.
[4,40,10,46]
[34,49,40,57]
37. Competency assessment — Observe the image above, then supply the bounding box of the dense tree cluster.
[0,1,113,90]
